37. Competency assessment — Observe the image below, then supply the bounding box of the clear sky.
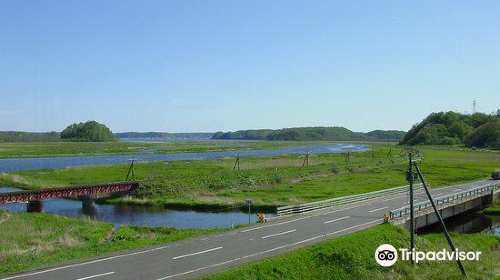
[1,1,499,133]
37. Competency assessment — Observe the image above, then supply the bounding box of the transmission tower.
[233,152,241,171]
[125,157,136,181]
[472,99,476,113]
[345,149,351,162]
[302,151,310,167]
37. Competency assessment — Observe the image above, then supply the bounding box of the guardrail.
[277,183,423,216]
[389,183,498,219]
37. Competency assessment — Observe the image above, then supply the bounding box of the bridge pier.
[78,195,97,217]
[27,200,44,213]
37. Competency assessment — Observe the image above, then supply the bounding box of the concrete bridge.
[0,182,138,212]
[390,181,499,230]
[0,179,497,280]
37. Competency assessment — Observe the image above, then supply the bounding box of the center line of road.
[324,216,349,224]
[75,272,115,280]
[172,247,223,260]
[262,229,297,239]
[155,219,382,280]
[368,206,388,213]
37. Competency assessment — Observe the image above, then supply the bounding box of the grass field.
[199,224,500,280]
[0,210,225,275]
[0,140,312,158]
[0,144,498,210]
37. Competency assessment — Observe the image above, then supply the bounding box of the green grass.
[0,140,312,158]
[0,210,225,275]
[1,144,498,209]
[198,224,500,280]
[483,207,500,215]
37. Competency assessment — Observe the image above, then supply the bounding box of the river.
[416,209,500,236]
[0,143,368,229]
[0,143,368,173]
[0,187,274,229]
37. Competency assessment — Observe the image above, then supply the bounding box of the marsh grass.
[1,144,498,209]
[0,141,316,158]
[0,210,225,275]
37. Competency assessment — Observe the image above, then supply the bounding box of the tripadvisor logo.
[375,244,481,266]
[375,244,398,266]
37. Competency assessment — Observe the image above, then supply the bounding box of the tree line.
[212,127,406,142]
[400,111,499,148]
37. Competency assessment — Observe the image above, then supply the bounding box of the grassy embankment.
[2,211,498,279]
[0,144,498,210]
[0,210,226,275]
[0,140,312,158]
[199,224,500,280]
[484,207,500,215]
[483,200,500,216]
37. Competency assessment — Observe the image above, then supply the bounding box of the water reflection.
[417,210,500,236]
[0,187,274,229]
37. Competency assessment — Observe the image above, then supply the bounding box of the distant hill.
[0,131,60,142]
[212,127,405,142]
[400,111,499,148]
[61,121,117,142]
[115,132,213,140]
[211,129,274,140]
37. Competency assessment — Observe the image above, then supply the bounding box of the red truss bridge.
[0,181,138,204]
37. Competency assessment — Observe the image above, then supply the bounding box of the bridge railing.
[276,183,423,217]
[389,183,498,219]
[0,182,139,204]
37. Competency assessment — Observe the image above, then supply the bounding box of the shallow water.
[0,143,368,173]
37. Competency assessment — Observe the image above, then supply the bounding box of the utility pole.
[413,162,467,276]
[302,151,310,167]
[125,157,136,181]
[473,99,476,114]
[406,152,415,265]
[399,148,467,276]
[233,153,240,171]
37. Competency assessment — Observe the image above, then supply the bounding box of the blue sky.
[0,1,499,133]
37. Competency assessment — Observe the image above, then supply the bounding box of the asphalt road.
[0,179,494,280]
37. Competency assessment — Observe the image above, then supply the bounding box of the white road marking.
[156,260,235,280]
[262,229,297,239]
[368,206,388,213]
[0,245,172,280]
[172,247,223,260]
[240,217,310,233]
[75,272,115,280]
[326,219,381,236]
[240,204,361,233]
[1,180,491,280]
[380,195,406,202]
[156,219,381,280]
[324,216,349,224]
